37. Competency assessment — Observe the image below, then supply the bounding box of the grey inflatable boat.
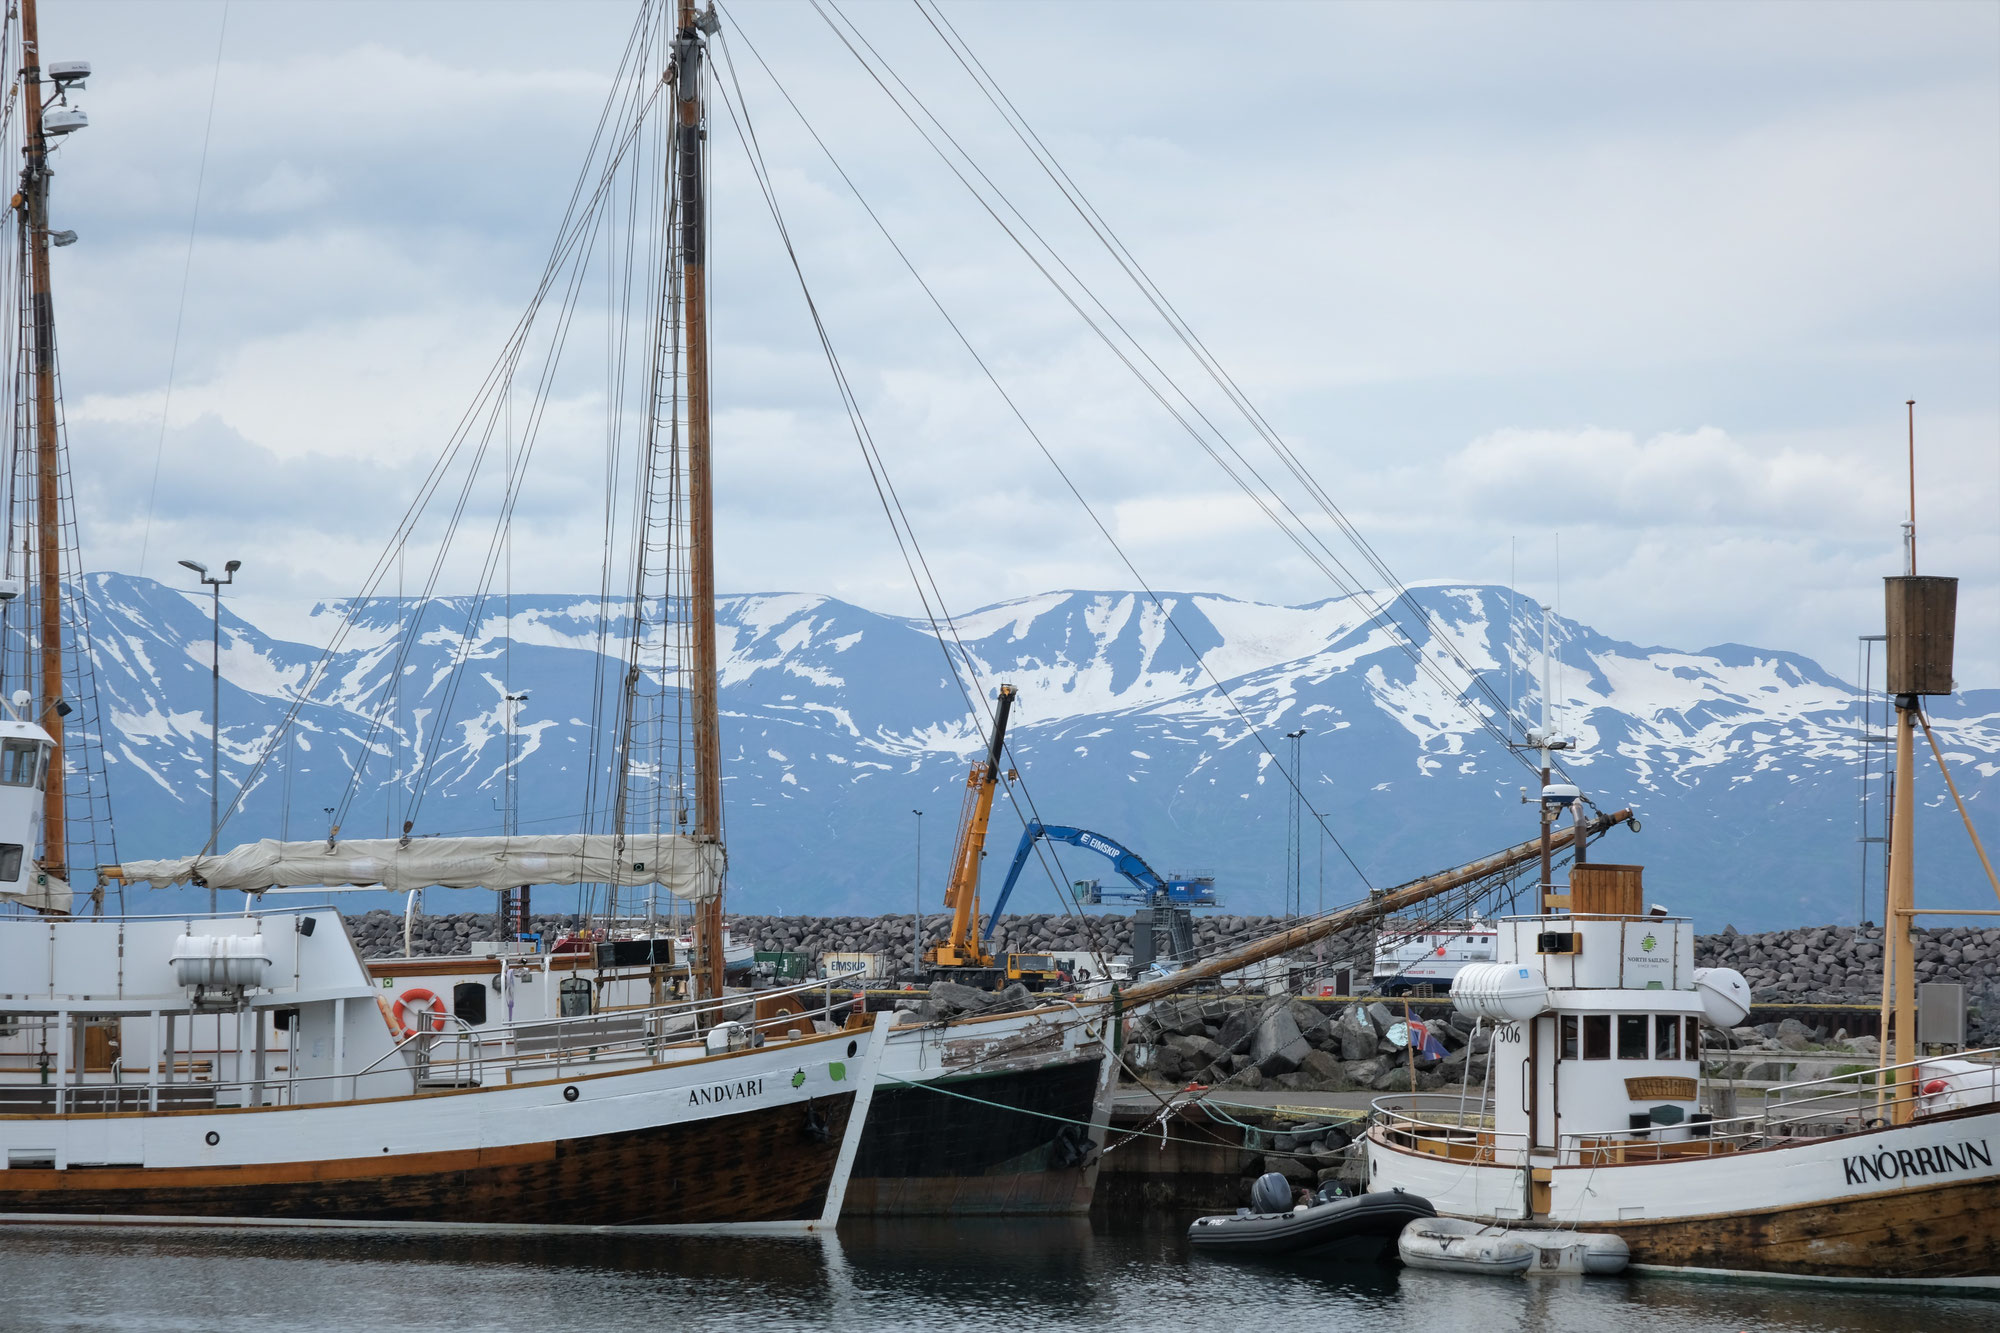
[1188,1177,1436,1259]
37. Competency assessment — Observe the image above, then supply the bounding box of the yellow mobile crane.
[924,683,1017,988]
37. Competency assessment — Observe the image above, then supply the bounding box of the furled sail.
[0,862,72,914]
[105,833,722,899]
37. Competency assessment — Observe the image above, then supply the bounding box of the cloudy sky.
[41,0,2000,685]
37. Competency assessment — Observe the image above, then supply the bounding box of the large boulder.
[1296,1048,1347,1089]
[1343,1057,1387,1085]
[926,980,990,1015]
[1154,1000,1206,1038]
[1167,1033,1227,1077]
[1372,1064,1419,1093]
[1335,1008,1378,1062]
[1263,1154,1314,1184]
[1253,1006,1308,1077]
[1289,1000,1331,1040]
[1218,1005,1260,1055]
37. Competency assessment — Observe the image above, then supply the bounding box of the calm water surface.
[1,1217,1991,1332]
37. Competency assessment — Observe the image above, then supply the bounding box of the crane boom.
[925,684,1017,974]
[986,821,1216,937]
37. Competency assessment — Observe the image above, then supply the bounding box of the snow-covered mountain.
[63,573,1997,932]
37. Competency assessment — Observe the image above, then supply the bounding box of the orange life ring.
[392,987,448,1037]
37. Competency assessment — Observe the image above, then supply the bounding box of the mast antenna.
[1904,399,1916,577]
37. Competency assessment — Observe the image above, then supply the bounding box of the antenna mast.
[1904,399,1916,576]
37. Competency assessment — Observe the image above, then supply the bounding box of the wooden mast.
[676,0,723,1001]
[1879,401,1959,1125]
[18,0,67,891]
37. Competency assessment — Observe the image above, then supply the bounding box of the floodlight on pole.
[181,556,239,912]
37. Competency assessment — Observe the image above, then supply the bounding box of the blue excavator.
[986,822,1219,971]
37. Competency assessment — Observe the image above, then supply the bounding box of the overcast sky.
[41,0,2000,686]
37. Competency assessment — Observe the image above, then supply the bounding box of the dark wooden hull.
[1615,1174,2000,1283]
[842,1058,1103,1216]
[0,1093,856,1227]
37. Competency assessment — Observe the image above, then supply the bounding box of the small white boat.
[1398,1217,1534,1274]
[1511,1227,1629,1275]
[1398,1218,1630,1276]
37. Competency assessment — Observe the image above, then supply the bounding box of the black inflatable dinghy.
[1188,1178,1436,1259]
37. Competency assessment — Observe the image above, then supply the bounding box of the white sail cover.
[110,834,722,900]
[1,863,72,915]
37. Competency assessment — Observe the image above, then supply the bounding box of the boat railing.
[1763,1043,2000,1136]
[388,973,862,1091]
[0,976,865,1117]
[1370,1093,1529,1166]
[1377,1047,2000,1170]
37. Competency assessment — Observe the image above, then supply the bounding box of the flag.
[1409,1020,1449,1063]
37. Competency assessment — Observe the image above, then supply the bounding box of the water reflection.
[0,1219,1991,1332]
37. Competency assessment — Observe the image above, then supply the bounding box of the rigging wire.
[720,12,1373,897]
[136,0,229,580]
[829,1,1580,795]
[914,0,1563,770]
[215,2,673,845]
[710,27,1114,939]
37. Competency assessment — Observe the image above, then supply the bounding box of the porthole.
[846,1040,858,1058]
[563,1085,581,1103]
[204,1131,220,1146]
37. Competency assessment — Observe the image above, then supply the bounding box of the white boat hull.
[1370,1104,2000,1286]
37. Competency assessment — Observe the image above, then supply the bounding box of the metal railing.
[1764,1043,2000,1135]
[1372,1045,2000,1169]
[0,974,865,1116]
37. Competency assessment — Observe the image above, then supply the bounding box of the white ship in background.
[1372,919,1497,996]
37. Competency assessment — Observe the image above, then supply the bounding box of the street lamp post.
[505,690,530,938]
[1284,727,1307,918]
[504,691,529,835]
[179,557,239,913]
[911,809,923,980]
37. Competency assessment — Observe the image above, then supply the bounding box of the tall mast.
[676,0,723,1001]
[19,0,66,889]
[1880,400,1958,1126]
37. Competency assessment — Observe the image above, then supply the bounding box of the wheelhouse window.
[1582,1014,1610,1060]
[1617,1014,1649,1059]
[1685,1016,1701,1058]
[1654,1014,1681,1060]
[0,843,19,882]
[0,739,41,788]
[1559,1014,1579,1059]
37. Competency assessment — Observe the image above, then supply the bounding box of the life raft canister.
[391,986,448,1037]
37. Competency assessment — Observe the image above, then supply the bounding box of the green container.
[754,950,810,981]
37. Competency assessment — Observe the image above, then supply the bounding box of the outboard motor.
[1250,1171,1293,1215]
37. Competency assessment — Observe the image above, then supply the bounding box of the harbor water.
[3,1217,1991,1332]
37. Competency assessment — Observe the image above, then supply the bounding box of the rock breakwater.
[340,911,1995,1039]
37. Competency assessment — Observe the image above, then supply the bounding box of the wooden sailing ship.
[1365,466,2000,1286]
[0,0,898,1232]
